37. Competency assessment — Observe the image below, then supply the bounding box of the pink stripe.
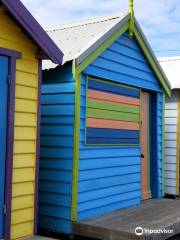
[88,89,140,106]
[87,118,139,130]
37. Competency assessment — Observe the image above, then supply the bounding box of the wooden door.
[140,91,150,200]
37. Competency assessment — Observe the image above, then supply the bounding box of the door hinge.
[7,74,11,85]
[3,205,6,216]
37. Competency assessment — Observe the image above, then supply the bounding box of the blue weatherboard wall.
[0,56,8,237]
[77,32,163,220]
[39,31,164,234]
[38,63,75,234]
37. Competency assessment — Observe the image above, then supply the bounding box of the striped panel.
[88,79,140,98]
[86,79,140,145]
[88,89,140,106]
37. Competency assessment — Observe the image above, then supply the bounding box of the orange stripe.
[87,118,139,131]
[88,89,140,106]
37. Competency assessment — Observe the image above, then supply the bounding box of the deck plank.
[73,199,180,240]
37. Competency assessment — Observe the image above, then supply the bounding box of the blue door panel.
[0,56,8,237]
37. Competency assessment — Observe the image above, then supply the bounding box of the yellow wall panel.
[13,154,35,169]
[15,99,37,113]
[12,182,34,198]
[14,127,36,140]
[16,59,38,74]
[15,85,37,100]
[14,141,36,154]
[0,39,36,60]
[0,25,37,48]
[0,6,38,239]
[16,71,37,88]
[12,195,34,211]
[15,113,36,127]
[13,168,35,183]
[11,208,34,225]
[11,221,33,240]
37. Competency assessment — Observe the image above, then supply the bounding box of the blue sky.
[22,0,180,57]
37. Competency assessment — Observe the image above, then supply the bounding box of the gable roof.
[159,57,180,89]
[1,0,63,64]
[43,12,128,69]
[42,11,171,96]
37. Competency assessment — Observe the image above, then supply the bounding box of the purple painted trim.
[4,57,17,240]
[34,60,42,234]
[1,0,63,64]
[0,47,21,58]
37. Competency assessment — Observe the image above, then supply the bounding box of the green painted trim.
[88,76,140,91]
[87,99,140,114]
[76,22,129,74]
[129,0,134,37]
[85,143,139,147]
[162,92,165,196]
[87,108,139,122]
[134,27,171,97]
[71,60,81,221]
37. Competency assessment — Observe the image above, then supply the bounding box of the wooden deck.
[73,199,180,240]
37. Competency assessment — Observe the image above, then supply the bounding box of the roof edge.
[134,18,171,96]
[1,0,63,64]
[76,13,130,65]
[74,14,171,97]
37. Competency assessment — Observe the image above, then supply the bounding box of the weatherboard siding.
[84,32,162,92]
[164,91,179,195]
[0,6,39,239]
[78,32,163,220]
[78,74,141,220]
[38,63,75,234]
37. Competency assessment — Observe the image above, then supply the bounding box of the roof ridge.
[46,11,128,32]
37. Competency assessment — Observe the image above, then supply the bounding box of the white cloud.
[21,0,180,57]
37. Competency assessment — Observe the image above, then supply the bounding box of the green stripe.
[87,99,140,114]
[87,108,139,122]
[71,60,81,221]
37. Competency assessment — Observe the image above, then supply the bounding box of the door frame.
[0,47,21,240]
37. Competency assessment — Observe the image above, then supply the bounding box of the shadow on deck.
[73,199,180,240]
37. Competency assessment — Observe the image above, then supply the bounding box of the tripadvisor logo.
[135,227,143,236]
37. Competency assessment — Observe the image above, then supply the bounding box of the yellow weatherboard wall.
[0,6,38,239]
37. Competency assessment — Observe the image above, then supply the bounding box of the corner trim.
[71,60,81,221]
[34,60,42,234]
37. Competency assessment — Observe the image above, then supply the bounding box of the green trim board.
[133,26,171,97]
[129,0,135,37]
[71,60,81,221]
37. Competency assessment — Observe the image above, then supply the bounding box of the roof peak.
[46,11,128,32]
